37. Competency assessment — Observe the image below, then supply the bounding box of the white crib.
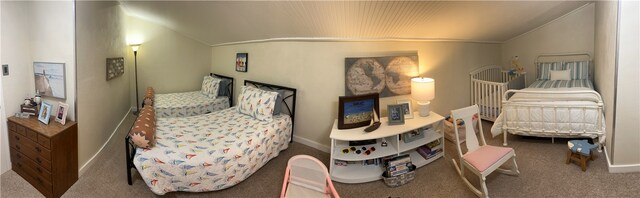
[470,65,526,121]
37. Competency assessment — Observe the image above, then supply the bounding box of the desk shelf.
[329,112,444,184]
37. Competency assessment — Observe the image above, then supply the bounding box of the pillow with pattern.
[236,86,278,122]
[201,76,221,99]
[129,106,156,148]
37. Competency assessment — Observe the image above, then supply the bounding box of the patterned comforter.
[133,107,292,195]
[154,91,229,118]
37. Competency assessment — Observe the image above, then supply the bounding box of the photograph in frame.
[55,102,69,125]
[387,104,405,125]
[34,62,66,99]
[38,102,53,125]
[397,99,413,119]
[338,93,380,129]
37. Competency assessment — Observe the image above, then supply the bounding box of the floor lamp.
[131,44,140,114]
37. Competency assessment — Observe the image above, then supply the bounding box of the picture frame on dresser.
[338,93,380,129]
[397,99,413,119]
[38,102,53,124]
[387,104,405,125]
[55,102,69,125]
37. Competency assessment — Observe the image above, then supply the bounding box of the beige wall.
[502,3,595,86]
[612,1,640,166]
[76,1,131,173]
[594,1,618,162]
[211,41,501,147]
[1,1,75,174]
[125,16,212,109]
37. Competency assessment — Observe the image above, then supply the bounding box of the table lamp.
[411,77,435,117]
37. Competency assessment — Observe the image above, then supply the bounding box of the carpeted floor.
[2,115,639,198]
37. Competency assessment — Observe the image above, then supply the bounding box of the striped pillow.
[537,62,564,80]
[563,61,589,80]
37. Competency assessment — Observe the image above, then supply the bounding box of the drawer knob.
[36,158,42,163]
[14,136,20,140]
[36,167,42,173]
[15,154,21,159]
[36,147,41,152]
[16,163,22,168]
[15,145,20,150]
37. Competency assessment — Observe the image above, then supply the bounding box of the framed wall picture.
[345,55,418,98]
[236,53,248,72]
[55,102,69,125]
[338,93,380,129]
[387,104,405,125]
[33,62,66,99]
[38,102,53,125]
[397,99,413,119]
[106,57,125,81]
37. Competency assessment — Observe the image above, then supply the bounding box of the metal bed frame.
[125,79,297,185]
[500,53,604,150]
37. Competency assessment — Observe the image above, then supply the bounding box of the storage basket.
[382,171,415,187]
[444,114,479,144]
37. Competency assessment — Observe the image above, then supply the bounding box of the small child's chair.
[450,105,520,198]
[280,155,340,198]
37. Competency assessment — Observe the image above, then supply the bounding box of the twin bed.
[484,53,605,148]
[126,80,297,195]
[153,74,234,118]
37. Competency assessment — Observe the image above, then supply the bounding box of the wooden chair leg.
[566,151,572,164]
[590,150,595,161]
[580,155,587,172]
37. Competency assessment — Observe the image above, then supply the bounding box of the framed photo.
[33,62,66,99]
[38,102,53,125]
[55,102,69,125]
[106,57,125,81]
[338,93,380,129]
[236,53,248,72]
[397,99,413,119]
[387,104,405,125]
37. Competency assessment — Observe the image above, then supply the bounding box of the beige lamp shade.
[411,77,435,102]
[130,44,140,52]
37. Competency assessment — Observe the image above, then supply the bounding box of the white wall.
[594,1,618,163]
[502,3,595,86]
[612,1,640,166]
[1,1,32,174]
[1,1,75,174]
[211,41,501,147]
[125,16,212,109]
[75,1,130,173]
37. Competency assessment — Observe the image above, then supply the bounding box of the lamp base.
[416,101,431,117]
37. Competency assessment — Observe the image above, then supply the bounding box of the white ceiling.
[120,1,591,46]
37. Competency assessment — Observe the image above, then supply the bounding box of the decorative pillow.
[236,86,278,122]
[211,76,231,96]
[144,87,154,106]
[130,106,156,148]
[549,69,571,81]
[538,62,564,80]
[201,76,221,98]
[564,61,589,80]
[257,87,285,115]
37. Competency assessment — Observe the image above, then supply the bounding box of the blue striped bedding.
[528,79,594,89]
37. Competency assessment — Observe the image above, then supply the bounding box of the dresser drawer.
[16,124,27,136]
[12,162,53,198]
[8,121,16,132]
[9,131,52,161]
[11,148,52,182]
[38,135,51,149]
[11,142,51,172]
[26,129,38,141]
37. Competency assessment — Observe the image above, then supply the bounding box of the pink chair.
[450,105,520,197]
[281,155,340,198]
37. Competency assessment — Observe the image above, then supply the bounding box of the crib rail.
[470,65,525,121]
[500,89,605,148]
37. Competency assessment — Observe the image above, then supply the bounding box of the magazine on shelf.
[416,145,443,160]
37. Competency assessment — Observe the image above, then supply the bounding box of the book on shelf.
[426,139,441,149]
[416,145,443,160]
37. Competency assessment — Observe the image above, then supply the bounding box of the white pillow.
[549,69,571,81]
[201,76,221,98]
[236,86,278,122]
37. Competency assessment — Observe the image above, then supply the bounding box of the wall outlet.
[2,64,8,76]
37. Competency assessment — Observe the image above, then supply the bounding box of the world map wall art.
[344,55,418,97]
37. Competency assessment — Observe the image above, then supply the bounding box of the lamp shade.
[411,77,435,102]
[130,44,140,52]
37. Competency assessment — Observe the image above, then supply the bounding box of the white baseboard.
[604,146,640,173]
[78,107,134,176]
[292,135,330,153]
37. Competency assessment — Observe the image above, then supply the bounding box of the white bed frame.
[499,53,605,150]
[470,65,526,121]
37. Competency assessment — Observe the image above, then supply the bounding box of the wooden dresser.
[7,116,78,198]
